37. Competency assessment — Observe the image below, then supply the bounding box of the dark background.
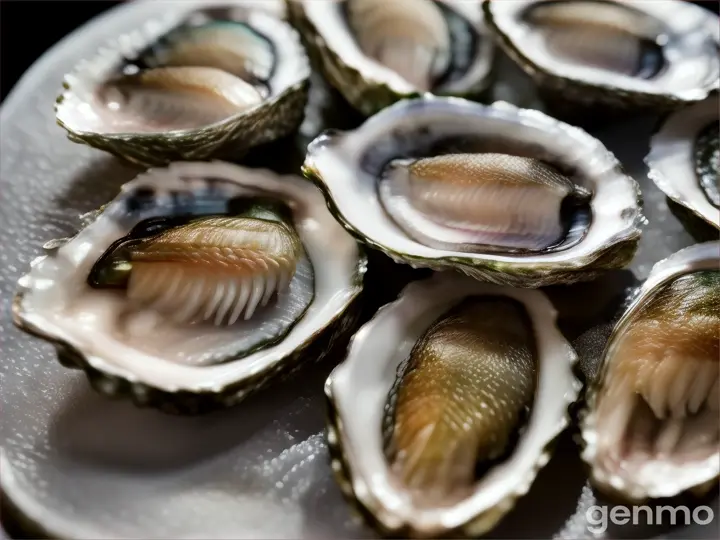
[1,0,719,103]
[1,1,123,102]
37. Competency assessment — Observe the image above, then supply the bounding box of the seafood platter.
[1,0,718,538]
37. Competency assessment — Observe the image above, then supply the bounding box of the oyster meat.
[646,94,720,230]
[304,96,643,287]
[56,6,311,166]
[580,242,720,501]
[326,272,581,537]
[12,162,366,414]
[287,0,496,116]
[483,0,720,110]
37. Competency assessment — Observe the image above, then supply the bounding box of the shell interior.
[85,198,314,366]
[646,95,720,229]
[57,7,309,135]
[326,273,580,536]
[298,0,494,95]
[382,295,538,508]
[582,241,720,500]
[305,97,641,276]
[14,162,364,391]
[485,0,720,100]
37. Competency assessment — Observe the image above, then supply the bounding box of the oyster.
[286,0,496,116]
[55,6,311,166]
[645,95,720,230]
[12,162,366,414]
[326,272,581,537]
[483,0,720,110]
[580,241,720,502]
[303,96,643,287]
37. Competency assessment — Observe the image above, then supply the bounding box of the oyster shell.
[12,162,366,414]
[580,241,720,502]
[55,6,311,166]
[325,272,581,537]
[645,94,719,230]
[286,0,496,116]
[303,96,643,287]
[483,0,720,110]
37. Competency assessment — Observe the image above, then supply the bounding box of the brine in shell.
[580,241,720,502]
[645,94,719,231]
[303,96,643,288]
[55,5,311,166]
[12,162,366,414]
[483,0,720,112]
[325,272,581,537]
[286,0,496,116]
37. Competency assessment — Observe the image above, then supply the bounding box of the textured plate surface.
[0,1,717,539]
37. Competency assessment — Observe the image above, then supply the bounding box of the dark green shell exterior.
[55,79,310,168]
[286,0,495,117]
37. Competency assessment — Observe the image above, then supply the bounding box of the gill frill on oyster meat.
[325,272,581,537]
[483,0,720,110]
[303,96,643,287]
[580,241,720,502]
[645,94,720,230]
[286,0,496,116]
[12,162,366,413]
[55,5,311,166]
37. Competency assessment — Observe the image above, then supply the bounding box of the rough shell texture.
[55,9,311,167]
[325,272,582,537]
[286,0,496,116]
[483,0,720,111]
[579,241,720,502]
[12,162,367,415]
[303,96,644,288]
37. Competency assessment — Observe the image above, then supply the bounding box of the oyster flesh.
[287,0,495,116]
[55,6,311,166]
[304,96,643,287]
[483,0,720,110]
[12,162,366,414]
[326,272,581,537]
[645,95,719,230]
[580,241,720,502]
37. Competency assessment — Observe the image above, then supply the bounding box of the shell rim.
[302,95,645,287]
[644,95,720,230]
[482,0,720,106]
[11,162,368,397]
[289,0,497,99]
[323,272,583,536]
[54,7,312,139]
[579,241,720,501]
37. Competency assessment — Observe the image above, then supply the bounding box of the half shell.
[580,241,720,502]
[287,0,496,116]
[325,271,581,537]
[645,95,719,230]
[12,162,366,414]
[55,6,311,166]
[303,96,644,287]
[483,0,720,111]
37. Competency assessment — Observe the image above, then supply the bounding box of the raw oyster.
[483,0,720,110]
[55,6,311,166]
[303,96,643,287]
[12,162,366,414]
[580,241,720,502]
[325,272,581,537]
[645,95,719,230]
[286,0,496,116]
